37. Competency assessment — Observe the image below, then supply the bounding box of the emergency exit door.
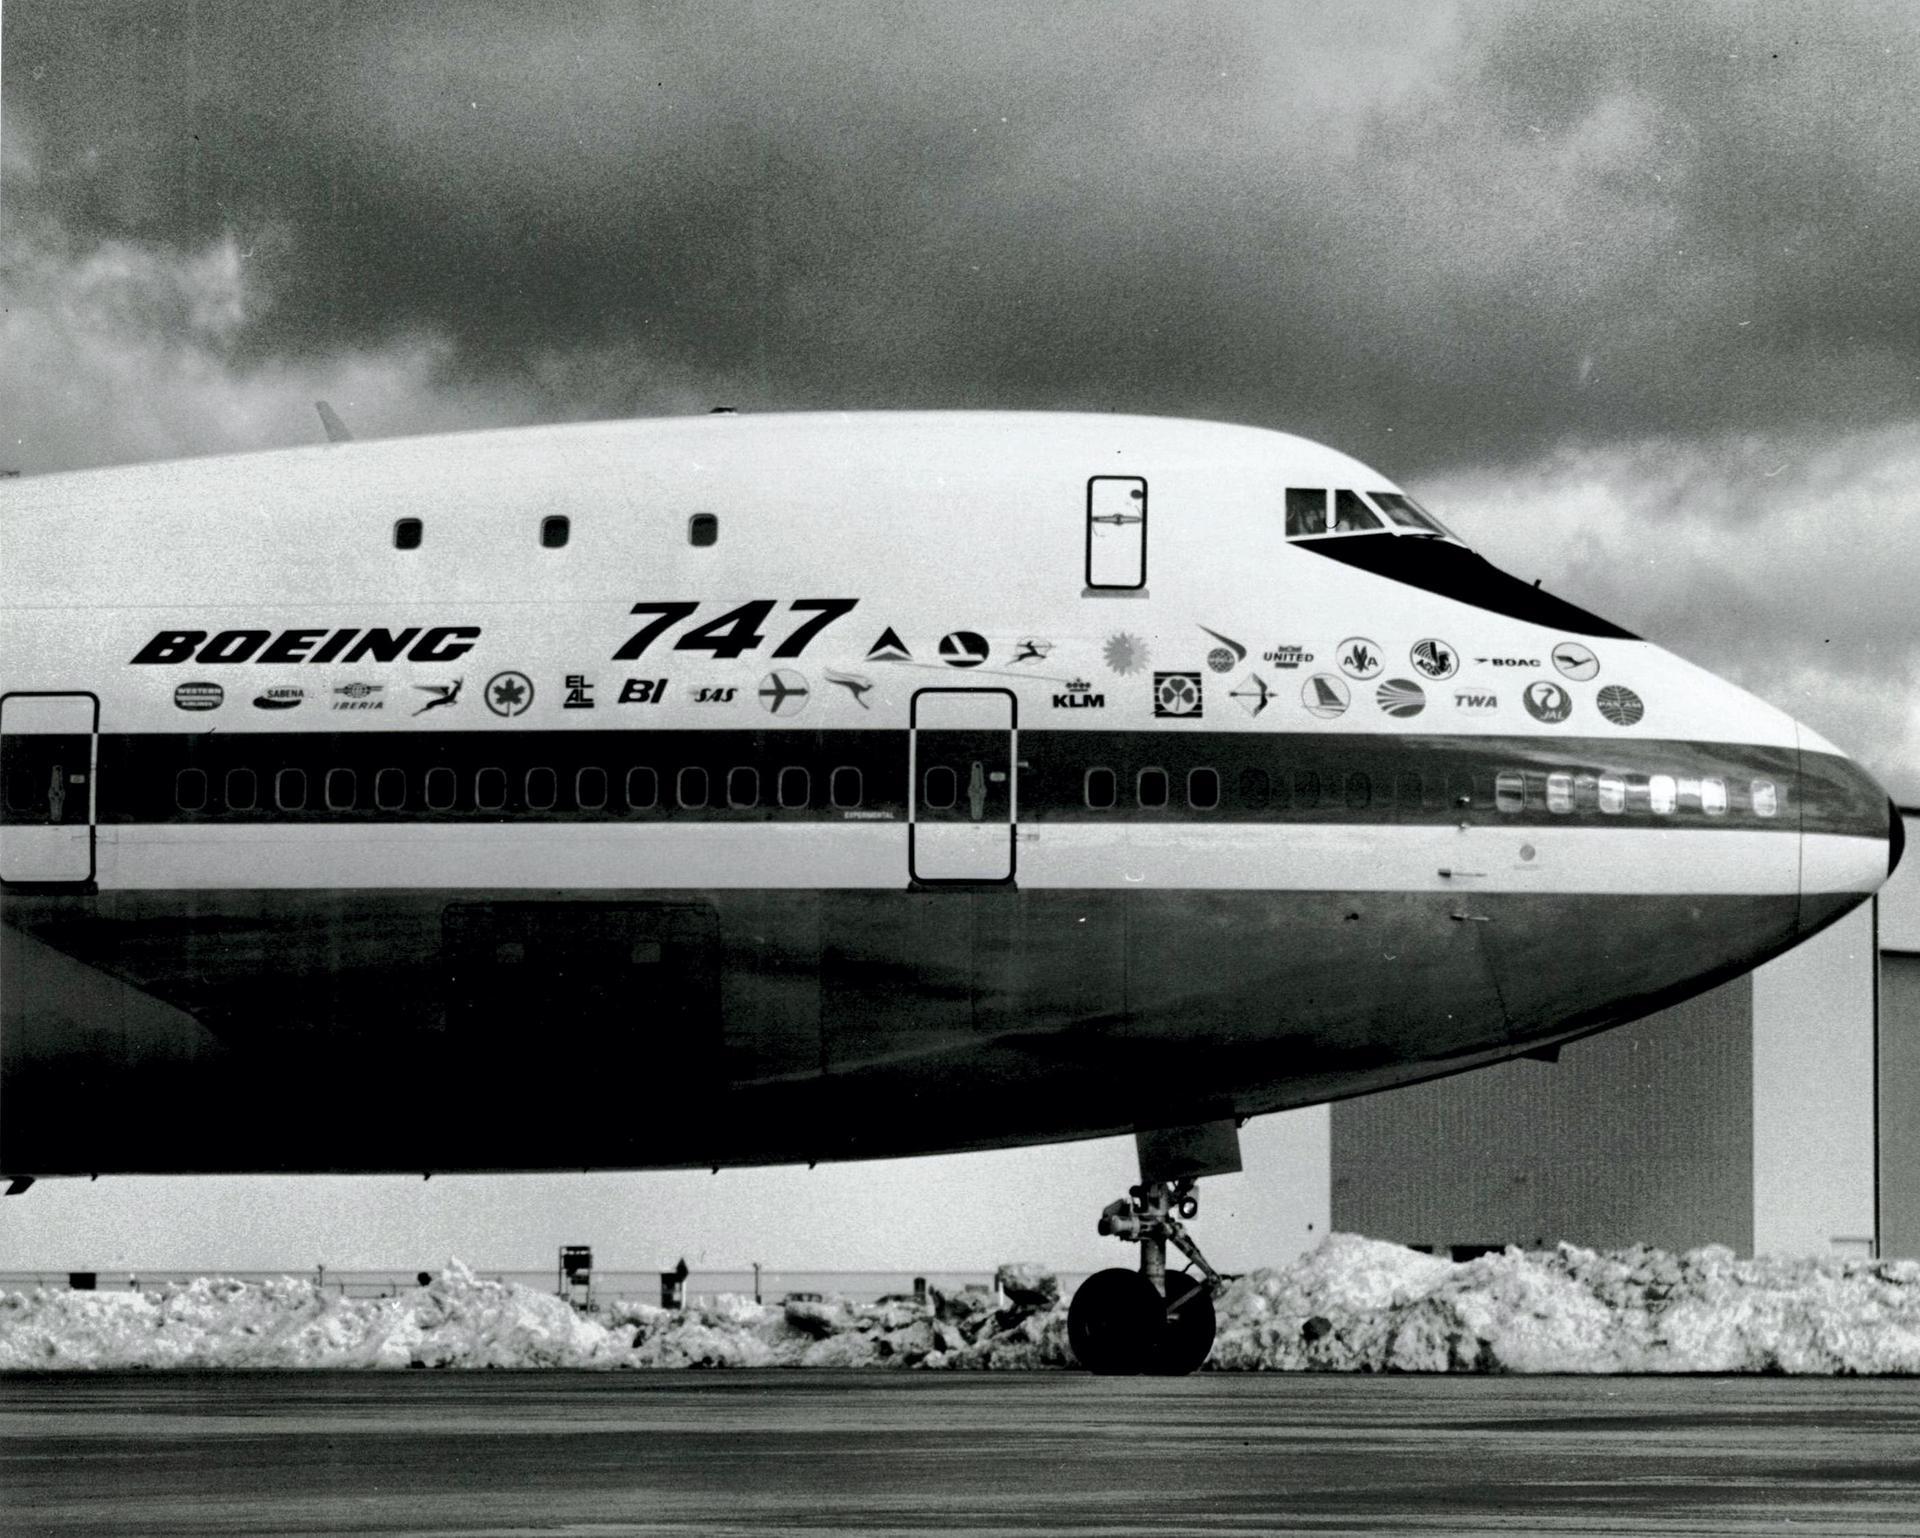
[0,693,98,886]
[909,689,1016,884]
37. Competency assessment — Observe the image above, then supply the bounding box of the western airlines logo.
[133,627,481,664]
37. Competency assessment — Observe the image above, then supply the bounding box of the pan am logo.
[1410,639,1457,681]
[1596,684,1645,726]
[173,681,223,711]
[1552,642,1600,681]
[1523,680,1573,724]
[1153,672,1203,718]
[938,631,989,668]
[1376,678,1426,718]
[1337,638,1383,680]
[1301,673,1349,719]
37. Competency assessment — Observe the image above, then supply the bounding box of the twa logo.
[1453,691,1498,715]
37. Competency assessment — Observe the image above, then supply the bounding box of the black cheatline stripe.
[1,728,1860,834]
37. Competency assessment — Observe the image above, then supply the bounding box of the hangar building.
[1326,809,1919,1260]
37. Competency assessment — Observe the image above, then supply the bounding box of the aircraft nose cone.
[1798,734,1900,931]
[1892,798,1907,878]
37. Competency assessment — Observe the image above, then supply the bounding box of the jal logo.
[938,631,989,668]
[1410,639,1457,681]
[1523,679,1573,724]
[173,681,223,711]
[692,686,738,704]
[252,686,304,711]
[1261,645,1313,669]
[1337,638,1383,679]
[619,678,668,704]
[332,681,386,712]
[1453,691,1499,715]
[1153,672,1203,718]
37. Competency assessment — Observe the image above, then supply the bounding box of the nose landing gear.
[1067,1121,1241,1376]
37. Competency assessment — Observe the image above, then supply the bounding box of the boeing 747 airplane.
[0,411,1900,1370]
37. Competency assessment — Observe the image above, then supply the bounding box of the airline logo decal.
[563,675,596,710]
[1302,674,1350,718]
[1523,680,1573,724]
[759,669,811,716]
[613,599,858,662]
[1103,633,1149,675]
[1261,644,1313,669]
[1337,638,1383,679]
[173,682,223,711]
[825,670,875,709]
[691,686,738,704]
[1476,655,1541,668]
[1198,626,1248,674]
[1230,674,1272,716]
[1153,672,1203,718]
[1410,639,1458,681]
[1552,642,1600,681]
[133,627,481,665]
[938,631,990,668]
[618,678,668,704]
[1012,638,1054,663]
[1597,685,1645,726]
[1053,679,1105,709]
[413,681,462,716]
[1377,679,1427,718]
[485,672,534,718]
[1452,689,1498,716]
[866,627,911,662]
[252,686,304,711]
[333,682,385,713]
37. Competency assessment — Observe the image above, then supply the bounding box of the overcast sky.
[3,1,1917,1273]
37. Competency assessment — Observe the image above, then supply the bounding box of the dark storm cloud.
[9,0,1920,472]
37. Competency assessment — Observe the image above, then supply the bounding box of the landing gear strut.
[1067,1121,1240,1376]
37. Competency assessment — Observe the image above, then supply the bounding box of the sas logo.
[1261,645,1313,669]
[618,678,668,704]
[1337,638,1383,679]
[1153,672,1203,718]
[1053,679,1105,709]
[1376,678,1427,718]
[332,681,386,712]
[691,686,738,704]
[1453,690,1499,715]
[1523,680,1573,724]
[173,681,223,711]
[252,686,304,711]
[1410,639,1458,681]
[1596,685,1645,726]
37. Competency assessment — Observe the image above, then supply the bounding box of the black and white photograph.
[3,2,1920,1532]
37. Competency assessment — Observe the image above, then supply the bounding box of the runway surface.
[6,1371,1920,1536]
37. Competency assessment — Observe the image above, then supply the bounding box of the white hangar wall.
[1328,814,1914,1260]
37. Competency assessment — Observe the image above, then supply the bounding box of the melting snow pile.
[9,1238,1920,1371]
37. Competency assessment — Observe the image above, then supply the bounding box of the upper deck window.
[1285,488,1327,537]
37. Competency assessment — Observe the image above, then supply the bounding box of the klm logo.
[1054,691,1105,709]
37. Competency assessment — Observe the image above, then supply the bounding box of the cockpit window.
[1332,489,1382,532]
[1367,491,1452,537]
[1285,487,1328,537]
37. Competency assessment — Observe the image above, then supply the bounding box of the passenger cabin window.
[1240,768,1271,809]
[375,768,407,811]
[689,513,719,547]
[727,767,759,809]
[1086,476,1147,589]
[830,766,863,809]
[576,767,608,811]
[923,766,957,811]
[677,767,709,809]
[326,769,357,811]
[1137,768,1169,809]
[1285,488,1328,537]
[626,767,659,810]
[526,767,558,811]
[1085,767,1117,810]
[393,518,423,550]
[778,767,811,809]
[225,768,257,811]
[425,767,457,811]
[275,768,307,811]
[175,768,207,812]
[475,768,507,811]
[1188,768,1220,810]
[540,516,570,549]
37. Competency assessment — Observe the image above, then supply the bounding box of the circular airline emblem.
[1153,671,1203,718]
[1302,673,1350,718]
[758,669,811,716]
[1409,639,1458,681]
[1596,684,1645,726]
[485,671,535,717]
[1552,642,1600,681]
[173,681,223,712]
[1522,679,1573,724]
[1207,646,1237,674]
[938,631,989,667]
[1376,678,1426,718]
[1337,638,1383,679]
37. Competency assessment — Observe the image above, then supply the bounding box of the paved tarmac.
[5,1371,1920,1536]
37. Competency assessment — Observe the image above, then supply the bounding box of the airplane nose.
[1797,727,1900,933]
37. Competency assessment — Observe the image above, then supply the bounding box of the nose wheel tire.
[1067,1267,1163,1375]
[1154,1273,1217,1377]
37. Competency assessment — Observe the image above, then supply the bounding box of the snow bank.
[9,1239,1920,1372]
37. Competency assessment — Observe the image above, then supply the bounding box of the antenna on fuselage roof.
[314,401,353,444]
